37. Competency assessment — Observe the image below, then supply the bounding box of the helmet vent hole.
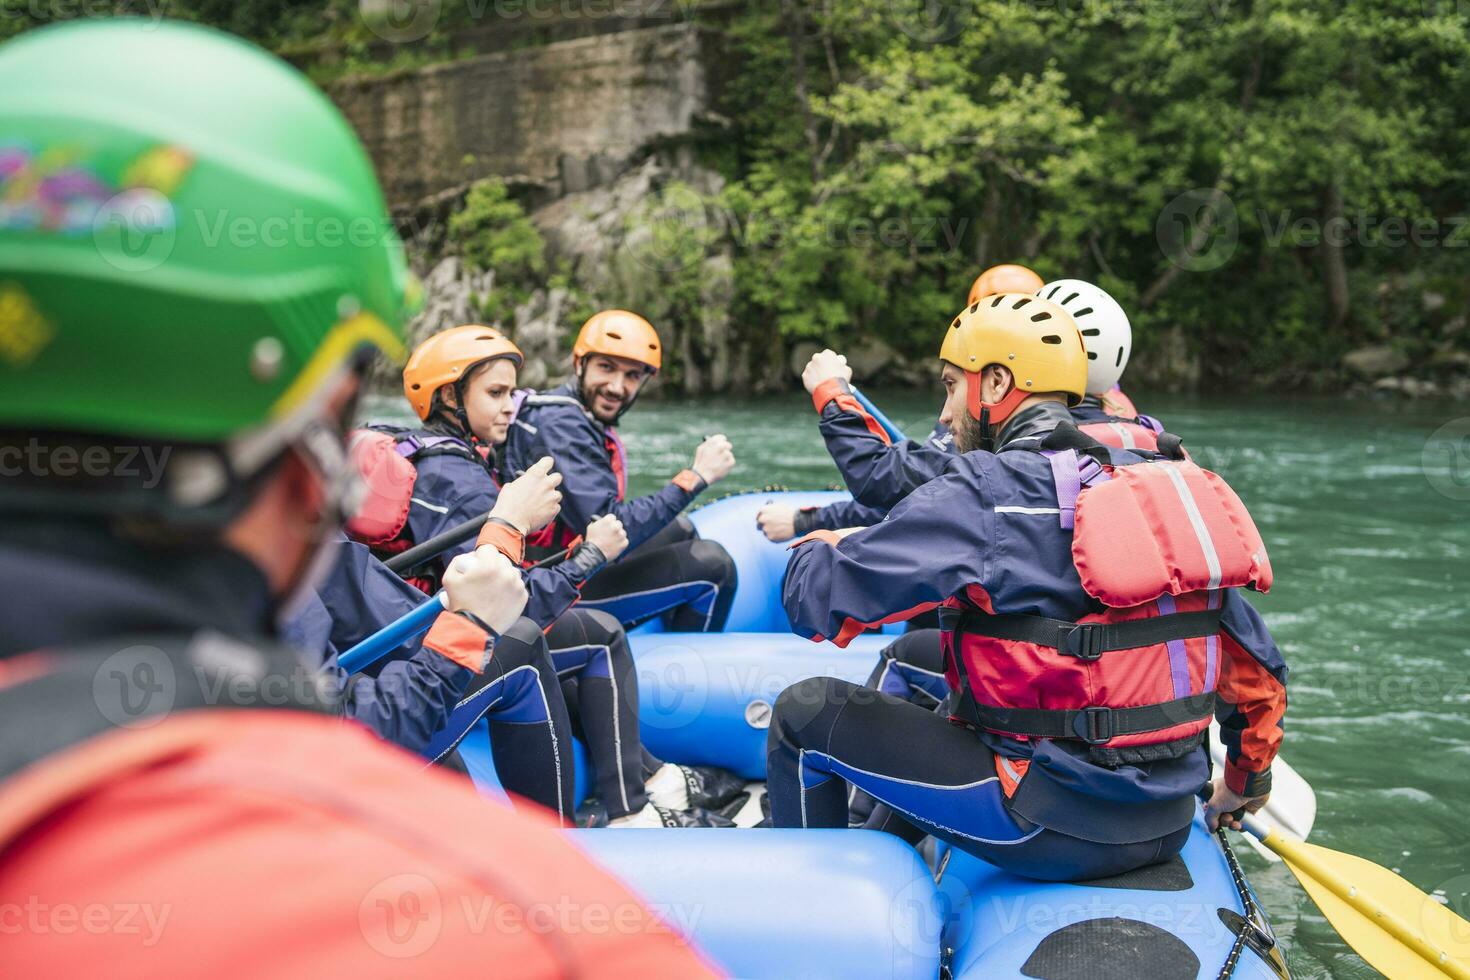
[1047,286,1061,299]
[1031,312,1051,322]
[951,317,961,328]
[1013,297,1032,309]
[1088,352,1098,360]
[969,303,979,314]
[1073,306,1094,318]
[1042,335,1062,345]
[1063,292,1080,305]
[1115,349,1125,366]
[606,331,623,340]
[1081,328,1101,336]
[990,296,1004,307]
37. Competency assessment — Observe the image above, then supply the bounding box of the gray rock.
[789,342,821,379]
[847,336,900,382]
[1344,345,1409,379]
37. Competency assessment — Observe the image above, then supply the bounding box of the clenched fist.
[492,456,563,534]
[441,545,528,634]
[801,349,852,395]
[692,434,736,486]
[585,514,629,562]
[756,503,797,542]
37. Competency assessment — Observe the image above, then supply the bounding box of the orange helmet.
[573,310,662,373]
[967,264,1044,307]
[402,325,523,421]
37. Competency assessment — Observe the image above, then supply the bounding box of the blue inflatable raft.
[459,492,1290,979]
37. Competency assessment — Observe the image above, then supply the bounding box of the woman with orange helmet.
[340,324,744,827]
[504,310,742,633]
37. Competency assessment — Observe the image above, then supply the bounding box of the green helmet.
[0,19,409,454]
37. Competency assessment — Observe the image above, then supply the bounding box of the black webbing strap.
[940,607,1223,662]
[961,692,1217,745]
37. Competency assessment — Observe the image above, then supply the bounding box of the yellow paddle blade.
[1262,828,1470,980]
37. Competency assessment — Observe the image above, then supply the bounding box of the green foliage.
[448,178,547,324]
[715,0,1470,387]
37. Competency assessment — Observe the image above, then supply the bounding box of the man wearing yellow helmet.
[766,294,1289,881]
[504,310,740,632]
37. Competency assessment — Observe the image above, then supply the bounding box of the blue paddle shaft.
[337,591,448,674]
[849,386,905,442]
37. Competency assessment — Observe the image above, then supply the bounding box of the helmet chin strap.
[966,373,1032,452]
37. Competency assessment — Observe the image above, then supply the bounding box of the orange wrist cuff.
[475,522,525,565]
[422,613,491,673]
[811,378,848,414]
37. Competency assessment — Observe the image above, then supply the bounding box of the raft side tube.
[631,631,890,779]
[945,814,1287,979]
[686,490,850,633]
[570,829,945,980]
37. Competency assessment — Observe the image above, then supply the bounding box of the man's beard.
[951,409,987,454]
[580,379,627,424]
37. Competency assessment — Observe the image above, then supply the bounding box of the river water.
[366,387,1470,978]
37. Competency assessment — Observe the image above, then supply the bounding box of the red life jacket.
[344,427,488,591]
[944,449,1272,761]
[1078,418,1162,453]
[1100,386,1139,418]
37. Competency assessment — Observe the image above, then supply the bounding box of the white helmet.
[1037,279,1132,395]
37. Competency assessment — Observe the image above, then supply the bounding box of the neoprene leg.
[429,617,576,824]
[546,608,648,819]
[852,629,949,827]
[578,537,738,632]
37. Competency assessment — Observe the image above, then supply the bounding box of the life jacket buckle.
[1063,623,1105,661]
[1073,706,1113,744]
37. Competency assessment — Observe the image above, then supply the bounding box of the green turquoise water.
[367,389,1470,977]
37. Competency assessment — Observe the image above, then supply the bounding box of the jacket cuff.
[475,520,525,565]
[422,612,492,673]
[793,507,822,536]
[1225,762,1272,798]
[671,469,707,494]
[811,377,851,414]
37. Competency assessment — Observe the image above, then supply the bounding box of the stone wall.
[329,23,709,209]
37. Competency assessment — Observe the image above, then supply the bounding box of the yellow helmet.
[940,293,1087,424]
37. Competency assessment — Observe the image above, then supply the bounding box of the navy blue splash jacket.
[782,403,1287,841]
[502,381,708,554]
